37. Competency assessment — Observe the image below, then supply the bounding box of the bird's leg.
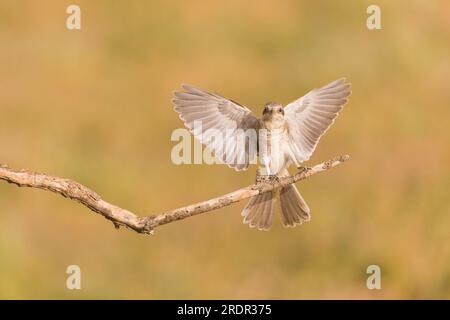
[259,174,279,184]
[297,165,311,173]
[256,154,279,184]
[267,174,280,183]
[289,152,310,173]
[256,167,279,184]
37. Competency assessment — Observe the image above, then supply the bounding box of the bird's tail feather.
[241,191,274,231]
[279,185,310,227]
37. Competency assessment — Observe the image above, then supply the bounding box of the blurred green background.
[0,0,449,299]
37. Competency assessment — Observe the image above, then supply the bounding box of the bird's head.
[262,102,284,123]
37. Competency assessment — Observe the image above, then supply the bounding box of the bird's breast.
[257,123,290,175]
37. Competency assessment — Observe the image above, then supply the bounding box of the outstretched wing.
[173,84,259,171]
[284,78,351,163]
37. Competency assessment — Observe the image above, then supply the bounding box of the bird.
[172,78,351,230]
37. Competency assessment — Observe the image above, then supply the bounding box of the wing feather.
[172,84,259,171]
[284,78,351,163]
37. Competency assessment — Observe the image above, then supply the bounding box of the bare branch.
[0,155,349,234]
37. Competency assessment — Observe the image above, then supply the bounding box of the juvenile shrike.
[173,78,351,230]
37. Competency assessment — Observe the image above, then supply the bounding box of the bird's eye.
[279,109,284,115]
[263,107,269,114]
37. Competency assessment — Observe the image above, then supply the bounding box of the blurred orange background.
[0,0,449,299]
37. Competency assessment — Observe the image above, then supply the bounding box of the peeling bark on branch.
[0,155,349,235]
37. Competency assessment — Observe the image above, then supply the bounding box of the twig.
[0,155,349,234]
